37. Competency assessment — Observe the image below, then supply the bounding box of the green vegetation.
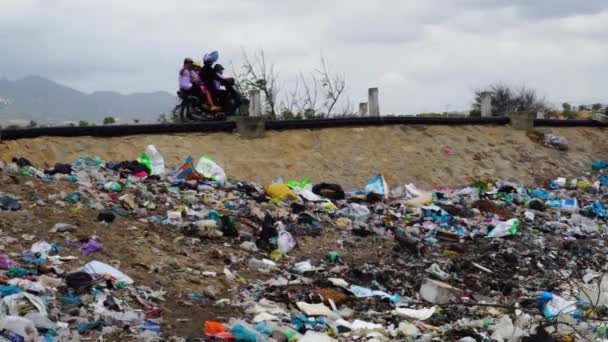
[102,117,116,125]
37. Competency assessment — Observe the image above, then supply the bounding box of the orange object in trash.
[204,321,234,340]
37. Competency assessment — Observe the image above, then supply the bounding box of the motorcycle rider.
[191,61,219,111]
[200,51,226,104]
[213,64,241,115]
[178,58,204,102]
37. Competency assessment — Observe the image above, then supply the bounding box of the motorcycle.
[173,90,226,122]
[173,78,247,121]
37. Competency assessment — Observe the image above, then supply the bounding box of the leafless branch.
[317,55,346,117]
[297,71,320,116]
[239,49,279,118]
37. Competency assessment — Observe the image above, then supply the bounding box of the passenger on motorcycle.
[178,58,217,111]
[178,59,202,99]
[191,61,218,111]
[200,51,222,101]
[200,51,241,115]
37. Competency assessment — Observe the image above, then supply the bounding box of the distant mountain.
[0,76,176,124]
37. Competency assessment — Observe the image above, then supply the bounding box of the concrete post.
[480,92,492,117]
[358,102,368,116]
[368,88,380,116]
[249,89,262,117]
[508,112,535,130]
[229,116,266,139]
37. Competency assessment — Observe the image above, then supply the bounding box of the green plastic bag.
[137,152,152,173]
[285,178,311,189]
[487,219,519,238]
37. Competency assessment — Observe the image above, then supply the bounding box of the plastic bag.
[265,183,297,201]
[172,156,201,181]
[0,256,21,270]
[348,285,400,303]
[30,241,53,258]
[277,231,296,254]
[286,178,311,190]
[81,240,103,256]
[83,260,134,284]
[592,161,608,171]
[592,200,607,218]
[196,155,227,184]
[543,134,568,151]
[338,203,370,221]
[546,198,579,213]
[0,196,21,211]
[392,306,436,320]
[0,316,39,341]
[537,291,581,320]
[137,145,165,176]
[487,218,519,238]
[365,174,389,199]
[204,321,233,340]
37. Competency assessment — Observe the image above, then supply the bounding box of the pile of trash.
[2,145,608,341]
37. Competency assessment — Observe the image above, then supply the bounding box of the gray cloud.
[1,0,608,114]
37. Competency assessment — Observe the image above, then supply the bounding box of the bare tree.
[317,56,346,117]
[297,72,320,117]
[237,49,279,118]
[472,83,549,117]
[234,49,350,120]
[278,77,301,119]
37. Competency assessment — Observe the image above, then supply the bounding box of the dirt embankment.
[1,125,607,189]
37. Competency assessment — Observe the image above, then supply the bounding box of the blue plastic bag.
[365,174,388,198]
[0,285,21,298]
[537,291,582,320]
[231,324,258,341]
[530,189,551,200]
[592,200,607,218]
[593,161,608,171]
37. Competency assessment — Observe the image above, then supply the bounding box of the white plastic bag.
[0,316,39,341]
[137,145,165,176]
[338,203,371,221]
[83,260,134,284]
[144,145,165,175]
[277,230,296,253]
[195,155,227,184]
[30,241,53,258]
[392,306,437,320]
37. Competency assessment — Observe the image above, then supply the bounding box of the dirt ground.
[2,125,607,190]
[0,173,397,339]
[1,125,608,340]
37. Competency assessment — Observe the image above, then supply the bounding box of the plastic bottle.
[140,145,165,176]
[546,199,579,213]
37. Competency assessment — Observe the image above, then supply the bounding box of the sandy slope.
[1,125,607,189]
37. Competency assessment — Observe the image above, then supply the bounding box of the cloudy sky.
[2,0,608,114]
